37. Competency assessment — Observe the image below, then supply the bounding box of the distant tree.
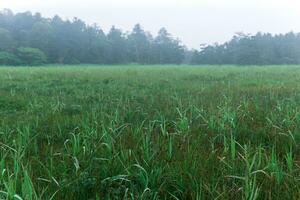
[29,21,53,58]
[191,32,300,65]
[107,26,127,64]
[0,9,14,30]
[1,9,300,65]
[153,28,185,64]
[16,47,47,66]
[0,51,20,65]
[0,28,14,50]
[127,24,152,63]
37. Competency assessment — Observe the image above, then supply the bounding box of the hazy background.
[1,0,299,49]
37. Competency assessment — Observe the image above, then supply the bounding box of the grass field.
[1,65,300,199]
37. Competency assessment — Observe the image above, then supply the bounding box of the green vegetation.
[0,9,184,65]
[1,9,300,66]
[0,47,47,66]
[191,32,300,65]
[16,47,47,66]
[0,51,20,66]
[1,65,300,199]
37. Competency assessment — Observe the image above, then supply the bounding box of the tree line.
[191,32,300,65]
[0,9,185,65]
[1,9,300,66]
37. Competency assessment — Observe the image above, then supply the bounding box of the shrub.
[0,28,14,50]
[17,47,47,66]
[0,51,21,65]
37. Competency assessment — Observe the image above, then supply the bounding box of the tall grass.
[1,65,300,199]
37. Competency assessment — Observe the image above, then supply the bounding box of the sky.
[0,0,299,49]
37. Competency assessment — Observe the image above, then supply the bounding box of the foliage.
[0,9,185,65]
[2,9,300,65]
[0,51,20,65]
[191,32,300,65]
[16,47,47,66]
[0,28,14,50]
[1,65,300,199]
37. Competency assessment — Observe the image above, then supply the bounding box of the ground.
[1,65,300,199]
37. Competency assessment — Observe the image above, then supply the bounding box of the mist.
[1,0,299,48]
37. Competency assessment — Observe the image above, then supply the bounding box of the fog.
[1,0,299,48]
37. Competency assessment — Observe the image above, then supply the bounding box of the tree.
[107,26,127,64]
[0,51,20,65]
[191,32,300,65]
[83,25,110,64]
[0,28,14,50]
[16,47,47,66]
[29,21,53,58]
[153,28,185,64]
[127,24,152,63]
[2,9,300,65]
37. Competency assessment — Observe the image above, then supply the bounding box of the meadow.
[1,65,300,199]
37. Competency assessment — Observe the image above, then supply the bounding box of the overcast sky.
[1,0,299,49]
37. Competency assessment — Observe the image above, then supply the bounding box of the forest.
[1,9,300,66]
